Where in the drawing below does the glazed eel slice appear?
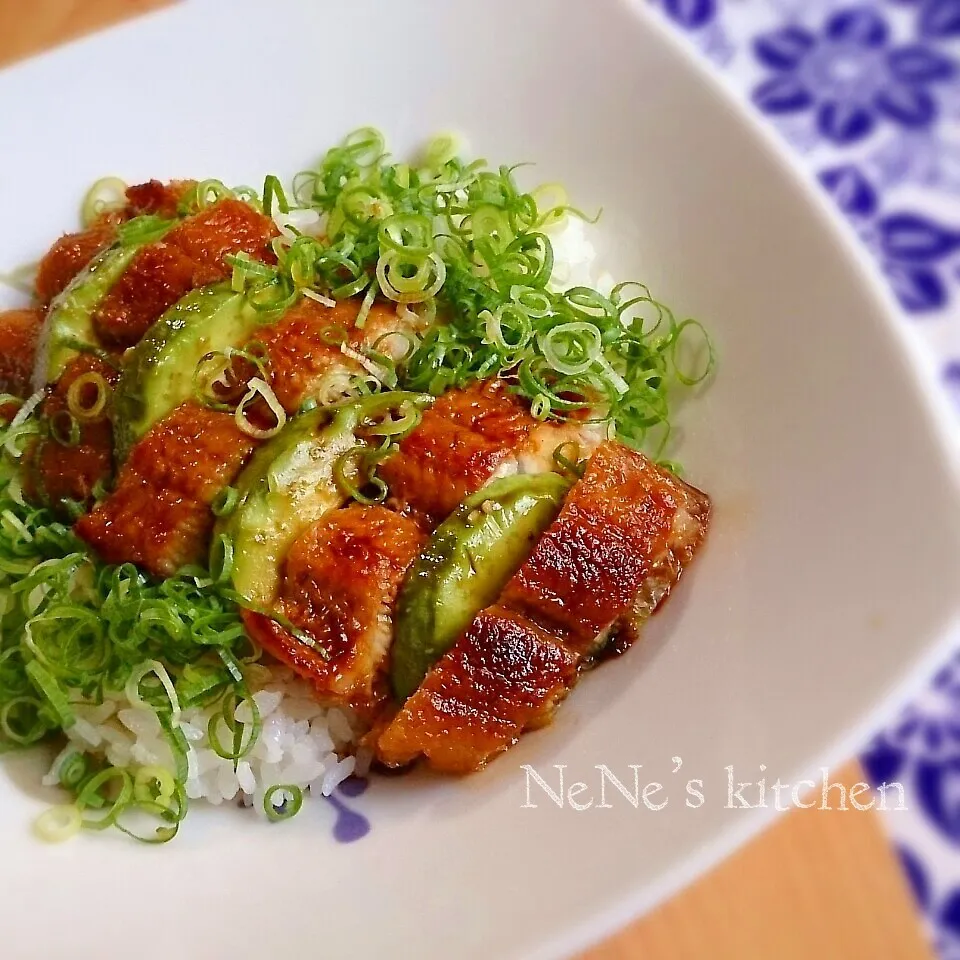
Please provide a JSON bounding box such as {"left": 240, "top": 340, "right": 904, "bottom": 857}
{"left": 75, "top": 402, "right": 258, "bottom": 577}
{"left": 252, "top": 297, "right": 423, "bottom": 414}
{"left": 0, "top": 313, "right": 118, "bottom": 511}
{"left": 34, "top": 180, "right": 193, "bottom": 306}
{"left": 0, "top": 308, "right": 44, "bottom": 397}
{"left": 23, "top": 355, "right": 120, "bottom": 512}
{"left": 380, "top": 378, "right": 602, "bottom": 524}
{"left": 241, "top": 505, "right": 427, "bottom": 719}
{"left": 375, "top": 440, "right": 711, "bottom": 773}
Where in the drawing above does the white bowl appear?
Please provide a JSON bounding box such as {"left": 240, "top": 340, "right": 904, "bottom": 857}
{"left": 3, "top": 0, "right": 960, "bottom": 957}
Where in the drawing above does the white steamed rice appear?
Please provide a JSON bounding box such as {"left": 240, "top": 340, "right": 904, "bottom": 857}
{"left": 42, "top": 666, "right": 370, "bottom": 817}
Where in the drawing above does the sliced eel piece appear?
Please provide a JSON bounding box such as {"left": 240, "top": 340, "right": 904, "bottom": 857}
{"left": 253, "top": 297, "right": 422, "bottom": 414}
{"left": 91, "top": 198, "right": 278, "bottom": 349}
{"left": 241, "top": 505, "right": 426, "bottom": 717}
{"left": 75, "top": 402, "right": 257, "bottom": 576}
{"left": 500, "top": 440, "right": 711, "bottom": 656}
{"left": 380, "top": 380, "right": 602, "bottom": 524}
{"left": 375, "top": 606, "right": 579, "bottom": 773}
{"left": 123, "top": 180, "right": 194, "bottom": 219}
{"left": 25, "top": 355, "right": 119, "bottom": 513}
{"left": 34, "top": 180, "right": 193, "bottom": 305}
{"left": 376, "top": 441, "right": 710, "bottom": 771}
{"left": 0, "top": 308, "right": 44, "bottom": 397}
{"left": 35, "top": 220, "right": 120, "bottom": 306}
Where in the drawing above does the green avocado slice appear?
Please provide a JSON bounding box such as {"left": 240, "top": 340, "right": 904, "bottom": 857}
{"left": 391, "top": 471, "right": 573, "bottom": 701}
{"left": 214, "top": 391, "right": 433, "bottom": 609}
{"left": 113, "top": 285, "right": 267, "bottom": 460}
{"left": 32, "top": 215, "right": 176, "bottom": 389}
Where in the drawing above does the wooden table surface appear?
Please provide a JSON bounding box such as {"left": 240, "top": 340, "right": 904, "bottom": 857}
{"left": 0, "top": 3, "right": 936, "bottom": 957}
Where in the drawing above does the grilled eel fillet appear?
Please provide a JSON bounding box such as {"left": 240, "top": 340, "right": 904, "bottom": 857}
{"left": 376, "top": 441, "right": 710, "bottom": 772}
{"left": 241, "top": 505, "right": 427, "bottom": 719}
{"left": 75, "top": 402, "right": 258, "bottom": 577}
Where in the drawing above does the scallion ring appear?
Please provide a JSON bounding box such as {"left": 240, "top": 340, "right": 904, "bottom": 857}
{"left": 134, "top": 765, "right": 176, "bottom": 806}
{"left": 66, "top": 372, "right": 110, "bottom": 423}
{"left": 235, "top": 378, "right": 286, "bottom": 440}
{"left": 124, "top": 659, "right": 182, "bottom": 724}
{"left": 81, "top": 177, "right": 127, "bottom": 228}
{"left": 376, "top": 251, "right": 446, "bottom": 304}
{"left": 263, "top": 784, "right": 304, "bottom": 822}
{"left": 58, "top": 751, "right": 90, "bottom": 790}
{"left": 669, "top": 318, "right": 715, "bottom": 386}
{"left": 34, "top": 804, "right": 82, "bottom": 843}
{"left": 210, "top": 533, "right": 235, "bottom": 584}
{"left": 333, "top": 447, "right": 389, "bottom": 505}
{"left": 76, "top": 768, "right": 134, "bottom": 831}
{"left": 212, "top": 486, "right": 239, "bottom": 518}
{"left": 49, "top": 411, "right": 81, "bottom": 449}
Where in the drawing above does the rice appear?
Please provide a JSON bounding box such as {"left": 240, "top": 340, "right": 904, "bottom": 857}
{"left": 545, "top": 215, "right": 615, "bottom": 296}
{"left": 43, "top": 666, "right": 365, "bottom": 817}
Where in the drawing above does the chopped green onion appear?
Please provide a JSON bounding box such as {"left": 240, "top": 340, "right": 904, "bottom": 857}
{"left": 174, "top": 661, "right": 231, "bottom": 709}
{"left": 25, "top": 660, "right": 75, "bottom": 729}
{"left": 113, "top": 799, "right": 181, "bottom": 844}
{"left": 262, "top": 174, "right": 290, "bottom": 217}
{"left": 49, "top": 411, "right": 80, "bottom": 448}
{"left": 134, "top": 765, "right": 176, "bottom": 806}
{"left": 669, "top": 318, "right": 715, "bottom": 387}
{"left": 187, "top": 179, "right": 234, "bottom": 212}
{"left": 1, "top": 696, "right": 47, "bottom": 745}
{"left": 365, "top": 401, "right": 423, "bottom": 439}
{"left": 263, "top": 784, "right": 304, "bottom": 822}
{"left": 76, "top": 768, "right": 133, "bottom": 831}
{"left": 124, "top": 660, "right": 181, "bottom": 723}
{"left": 333, "top": 447, "right": 389, "bottom": 505}
{"left": 235, "top": 378, "right": 286, "bottom": 440}
{"left": 552, "top": 442, "right": 586, "bottom": 479}
{"left": 269, "top": 129, "right": 713, "bottom": 459}
{"left": 34, "top": 804, "right": 82, "bottom": 843}
{"left": 302, "top": 288, "right": 336, "bottom": 308}
{"left": 210, "top": 534, "right": 235, "bottom": 584}
{"left": 57, "top": 751, "right": 90, "bottom": 790}
{"left": 116, "top": 215, "right": 174, "bottom": 248}
{"left": 65, "top": 372, "right": 110, "bottom": 423}
{"left": 207, "top": 687, "right": 260, "bottom": 763}
{"left": 81, "top": 177, "right": 127, "bottom": 228}
{"left": 212, "top": 486, "right": 239, "bottom": 518}
{"left": 354, "top": 282, "right": 378, "bottom": 329}
{"left": 376, "top": 251, "right": 446, "bottom": 304}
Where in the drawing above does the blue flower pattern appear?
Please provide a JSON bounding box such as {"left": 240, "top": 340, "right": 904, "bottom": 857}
{"left": 654, "top": 0, "right": 960, "bottom": 954}
{"left": 887, "top": 0, "right": 960, "bottom": 41}
{"left": 753, "top": 9, "right": 955, "bottom": 143}
{"left": 819, "top": 163, "right": 960, "bottom": 308}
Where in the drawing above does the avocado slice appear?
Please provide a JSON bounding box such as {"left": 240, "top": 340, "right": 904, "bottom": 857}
{"left": 113, "top": 285, "right": 268, "bottom": 459}
{"left": 32, "top": 216, "right": 176, "bottom": 388}
{"left": 215, "top": 391, "right": 433, "bottom": 608}
{"left": 391, "top": 471, "right": 572, "bottom": 700}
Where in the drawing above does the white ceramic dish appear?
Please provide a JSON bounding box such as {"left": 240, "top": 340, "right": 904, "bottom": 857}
{"left": 3, "top": 0, "right": 960, "bottom": 957}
